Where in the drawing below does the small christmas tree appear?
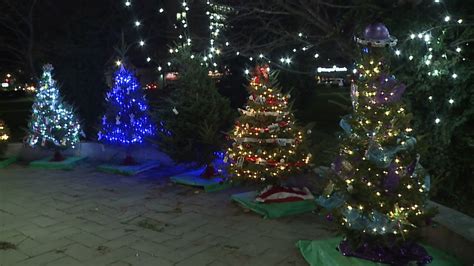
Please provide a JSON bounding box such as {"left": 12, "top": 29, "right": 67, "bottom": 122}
{"left": 98, "top": 65, "right": 155, "bottom": 164}
{"left": 157, "top": 47, "right": 233, "bottom": 173}
{"left": 27, "top": 64, "right": 82, "bottom": 161}
{"left": 0, "top": 119, "right": 10, "bottom": 156}
{"left": 321, "top": 24, "right": 434, "bottom": 264}
{"left": 226, "top": 65, "right": 310, "bottom": 185}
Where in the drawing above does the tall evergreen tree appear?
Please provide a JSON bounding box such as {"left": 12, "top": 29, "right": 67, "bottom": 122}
{"left": 320, "top": 24, "right": 434, "bottom": 264}
{"left": 26, "top": 64, "right": 82, "bottom": 161}
{"left": 157, "top": 47, "right": 233, "bottom": 171}
{"left": 98, "top": 65, "right": 155, "bottom": 164}
{"left": 226, "top": 65, "right": 310, "bottom": 185}
{"left": 394, "top": 13, "right": 474, "bottom": 211}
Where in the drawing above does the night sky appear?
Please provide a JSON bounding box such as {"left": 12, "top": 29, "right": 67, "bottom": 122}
{"left": 0, "top": 0, "right": 226, "bottom": 135}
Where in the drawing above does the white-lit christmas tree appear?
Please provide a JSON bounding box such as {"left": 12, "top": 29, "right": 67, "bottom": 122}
{"left": 27, "top": 64, "right": 82, "bottom": 161}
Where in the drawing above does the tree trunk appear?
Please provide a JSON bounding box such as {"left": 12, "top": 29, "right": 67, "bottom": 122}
{"left": 122, "top": 154, "right": 136, "bottom": 166}
{"left": 51, "top": 150, "right": 65, "bottom": 162}
{"left": 121, "top": 147, "right": 136, "bottom": 165}
{"left": 200, "top": 163, "right": 217, "bottom": 179}
{"left": 27, "top": 0, "right": 38, "bottom": 80}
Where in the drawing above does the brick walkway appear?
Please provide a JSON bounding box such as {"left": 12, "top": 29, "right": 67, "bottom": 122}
{"left": 0, "top": 164, "right": 336, "bottom": 266}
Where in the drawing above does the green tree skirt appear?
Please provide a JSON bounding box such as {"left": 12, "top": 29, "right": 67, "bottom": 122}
{"left": 170, "top": 169, "right": 232, "bottom": 192}
{"left": 97, "top": 161, "right": 160, "bottom": 176}
{"left": 0, "top": 157, "right": 17, "bottom": 169}
{"left": 296, "top": 237, "right": 462, "bottom": 266}
{"left": 231, "top": 191, "right": 316, "bottom": 219}
{"left": 29, "top": 156, "right": 87, "bottom": 170}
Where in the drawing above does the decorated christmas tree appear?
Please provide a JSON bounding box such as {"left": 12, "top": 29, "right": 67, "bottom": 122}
{"left": 0, "top": 119, "right": 10, "bottom": 156}
{"left": 320, "top": 24, "right": 434, "bottom": 264}
{"left": 98, "top": 65, "right": 155, "bottom": 164}
{"left": 226, "top": 65, "right": 310, "bottom": 185}
{"left": 157, "top": 47, "right": 233, "bottom": 174}
{"left": 27, "top": 64, "right": 82, "bottom": 161}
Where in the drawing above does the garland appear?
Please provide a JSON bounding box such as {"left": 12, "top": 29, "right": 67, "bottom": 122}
{"left": 234, "top": 137, "right": 297, "bottom": 146}
{"left": 238, "top": 108, "right": 289, "bottom": 117}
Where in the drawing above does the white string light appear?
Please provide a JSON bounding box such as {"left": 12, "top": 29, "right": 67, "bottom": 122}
{"left": 117, "top": 0, "right": 470, "bottom": 101}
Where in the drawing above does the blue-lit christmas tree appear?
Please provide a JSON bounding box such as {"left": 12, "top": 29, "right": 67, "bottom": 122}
{"left": 98, "top": 65, "right": 155, "bottom": 164}
{"left": 27, "top": 65, "right": 82, "bottom": 161}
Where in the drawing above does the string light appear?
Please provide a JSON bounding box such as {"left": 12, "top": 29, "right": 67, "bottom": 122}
{"left": 226, "top": 66, "right": 308, "bottom": 182}
{"left": 98, "top": 66, "right": 155, "bottom": 145}
{"left": 27, "top": 64, "right": 81, "bottom": 149}
{"left": 117, "top": 0, "right": 470, "bottom": 104}
{"left": 423, "top": 34, "right": 431, "bottom": 42}
{"left": 325, "top": 26, "right": 438, "bottom": 239}
{"left": 0, "top": 120, "right": 10, "bottom": 142}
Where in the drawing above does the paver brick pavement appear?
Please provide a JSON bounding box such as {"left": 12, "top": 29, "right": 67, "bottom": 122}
{"left": 0, "top": 164, "right": 336, "bottom": 265}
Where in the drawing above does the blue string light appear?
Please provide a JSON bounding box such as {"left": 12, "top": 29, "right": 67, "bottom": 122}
{"left": 98, "top": 66, "right": 155, "bottom": 145}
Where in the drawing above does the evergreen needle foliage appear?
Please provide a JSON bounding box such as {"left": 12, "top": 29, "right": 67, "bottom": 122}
{"left": 322, "top": 34, "right": 435, "bottom": 253}
{"left": 156, "top": 47, "right": 234, "bottom": 165}
{"left": 26, "top": 65, "right": 82, "bottom": 151}
{"left": 98, "top": 65, "right": 155, "bottom": 146}
{"left": 226, "top": 66, "right": 310, "bottom": 185}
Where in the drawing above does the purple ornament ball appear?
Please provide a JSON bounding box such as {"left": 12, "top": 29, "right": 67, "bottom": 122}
{"left": 325, "top": 213, "right": 334, "bottom": 222}
{"left": 364, "top": 23, "right": 390, "bottom": 41}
